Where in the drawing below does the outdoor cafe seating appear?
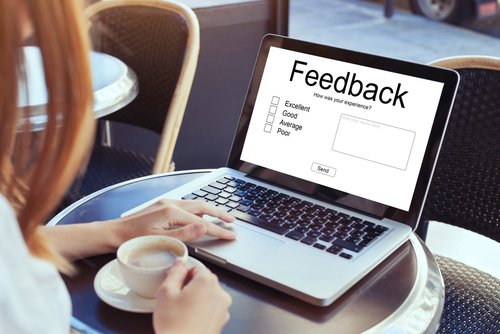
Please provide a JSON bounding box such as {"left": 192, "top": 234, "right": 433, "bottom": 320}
{"left": 43, "top": 1, "right": 499, "bottom": 333}
{"left": 419, "top": 55, "right": 500, "bottom": 333}
{"left": 65, "top": 0, "right": 200, "bottom": 204}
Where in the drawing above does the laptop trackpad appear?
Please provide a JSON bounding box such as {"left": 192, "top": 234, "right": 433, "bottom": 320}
{"left": 189, "top": 224, "right": 284, "bottom": 265}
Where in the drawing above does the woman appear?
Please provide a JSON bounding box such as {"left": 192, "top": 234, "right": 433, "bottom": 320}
{"left": 0, "top": 0, "right": 235, "bottom": 333}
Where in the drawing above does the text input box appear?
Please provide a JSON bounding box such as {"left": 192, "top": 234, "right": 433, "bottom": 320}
{"left": 332, "top": 114, "right": 415, "bottom": 170}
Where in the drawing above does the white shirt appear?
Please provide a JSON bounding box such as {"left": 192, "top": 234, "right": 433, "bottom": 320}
{"left": 0, "top": 195, "right": 71, "bottom": 333}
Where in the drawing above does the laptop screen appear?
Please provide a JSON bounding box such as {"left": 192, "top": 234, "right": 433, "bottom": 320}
{"left": 228, "top": 35, "right": 459, "bottom": 227}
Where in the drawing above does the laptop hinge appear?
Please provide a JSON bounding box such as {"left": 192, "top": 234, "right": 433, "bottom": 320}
{"left": 194, "top": 249, "right": 227, "bottom": 265}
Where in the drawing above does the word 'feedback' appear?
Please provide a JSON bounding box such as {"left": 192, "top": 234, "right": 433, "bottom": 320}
{"left": 289, "top": 60, "right": 408, "bottom": 108}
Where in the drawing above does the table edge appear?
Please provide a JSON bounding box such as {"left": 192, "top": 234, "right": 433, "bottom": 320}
{"left": 51, "top": 169, "right": 444, "bottom": 334}
{"left": 47, "top": 169, "right": 213, "bottom": 226}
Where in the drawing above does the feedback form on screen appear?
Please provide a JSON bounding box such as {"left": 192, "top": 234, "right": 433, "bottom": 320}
{"left": 240, "top": 47, "right": 444, "bottom": 211}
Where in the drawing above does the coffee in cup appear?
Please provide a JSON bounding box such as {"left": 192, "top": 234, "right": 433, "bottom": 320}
{"left": 117, "top": 235, "right": 188, "bottom": 298}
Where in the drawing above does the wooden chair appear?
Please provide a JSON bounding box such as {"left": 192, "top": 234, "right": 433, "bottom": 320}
{"left": 420, "top": 55, "right": 500, "bottom": 333}
{"left": 65, "top": 0, "right": 199, "bottom": 203}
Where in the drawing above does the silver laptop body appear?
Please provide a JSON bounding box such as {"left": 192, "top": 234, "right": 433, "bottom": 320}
{"left": 124, "top": 35, "right": 459, "bottom": 306}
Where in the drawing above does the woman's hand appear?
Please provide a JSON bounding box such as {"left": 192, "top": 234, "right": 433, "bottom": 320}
{"left": 114, "top": 199, "right": 236, "bottom": 245}
{"left": 153, "top": 259, "right": 232, "bottom": 334}
{"left": 42, "top": 199, "right": 236, "bottom": 260}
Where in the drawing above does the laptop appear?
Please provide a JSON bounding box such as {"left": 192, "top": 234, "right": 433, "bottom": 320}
{"left": 124, "top": 35, "right": 459, "bottom": 306}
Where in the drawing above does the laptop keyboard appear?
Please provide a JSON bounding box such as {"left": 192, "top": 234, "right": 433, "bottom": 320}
{"left": 182, "top": 176, "right": 388, "bottom": 260}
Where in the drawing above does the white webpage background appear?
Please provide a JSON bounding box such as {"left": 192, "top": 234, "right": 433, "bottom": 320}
{"left": 240, "top": 47, "right": 444, "bottom": 211}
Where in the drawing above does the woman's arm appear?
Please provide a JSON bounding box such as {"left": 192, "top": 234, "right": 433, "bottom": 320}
{"left": 153, "top": 259, "right": 232, "bottom": 334}
{"left": 42, "top": 199, "right": 236, "bottom": 261}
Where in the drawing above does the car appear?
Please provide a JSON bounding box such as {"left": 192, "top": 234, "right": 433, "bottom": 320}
{"left": 409, "top": 0, "right": 499, "bottom": 24}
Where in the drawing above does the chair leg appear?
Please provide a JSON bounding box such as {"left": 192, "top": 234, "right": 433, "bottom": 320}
{"left": 100, "top": 120, "right": 113, "bottom": 147}
{"left": 416, "top": 220, "right": 429, "bottom": 241}
{"left": 384, "top": 0, "right": 394, "bottom": 18}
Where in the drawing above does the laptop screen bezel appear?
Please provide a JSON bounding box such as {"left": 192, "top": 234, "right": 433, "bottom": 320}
{"left": 227, "top": 34, "right": 459, "bottom": 230}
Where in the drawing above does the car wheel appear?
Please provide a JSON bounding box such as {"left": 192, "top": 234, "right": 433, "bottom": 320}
{"left": 409, "top": 0, "right": 473, "bottom": 24}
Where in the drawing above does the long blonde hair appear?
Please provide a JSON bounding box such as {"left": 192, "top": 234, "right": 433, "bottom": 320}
{"left": 0, "top": 0, "right": 95, "bottom": 272}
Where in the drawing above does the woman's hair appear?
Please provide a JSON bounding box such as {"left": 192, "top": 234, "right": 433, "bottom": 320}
{"left": 0, "top": 0, "right": 95, "bottom": 272}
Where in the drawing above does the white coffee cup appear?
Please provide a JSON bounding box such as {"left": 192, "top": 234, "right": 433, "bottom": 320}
{"left": 117, "top": 235, "right": 188, "bottom": 298}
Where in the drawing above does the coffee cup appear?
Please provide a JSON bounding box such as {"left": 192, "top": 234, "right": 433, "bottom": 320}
{"left": 117, "top": 235, "right": 188, "bottom": 298}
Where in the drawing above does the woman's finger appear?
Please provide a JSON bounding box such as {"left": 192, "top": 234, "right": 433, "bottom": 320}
{"left": 202, "top": 221, "right": 236, "bottom": 240}
{"left": 175, "top": 200, "right": 235, "bottom": 223}
{"left": 157, "top": 259, "right": 189, "bottom": 296}
{"left": 127, "top": 199, "right": 237, "bottom": 240}
{"left": 163, "top": 205, "right": 236, "bottom": 240}
{"left": 164, "top": 223, "right": 206, "bottom": 241}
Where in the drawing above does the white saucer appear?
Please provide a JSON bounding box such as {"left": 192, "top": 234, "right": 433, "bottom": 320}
{"left": 94, "top": 257, "right": 204, "bottom": 313}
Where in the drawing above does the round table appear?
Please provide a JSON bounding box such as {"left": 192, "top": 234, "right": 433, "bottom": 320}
{"left": 18, "top": 46, "right": 138, "bottom": 131}
{"left": 49, "top": 170, "right": 444, "bottom": 334}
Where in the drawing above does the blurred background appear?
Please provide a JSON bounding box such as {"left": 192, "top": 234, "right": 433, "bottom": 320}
{"left": 290, "top": 0, "right": 500, "bottom": 65}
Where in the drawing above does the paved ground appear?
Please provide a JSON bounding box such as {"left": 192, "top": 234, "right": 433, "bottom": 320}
{"left": 465, "top": 9, "right": 500, "bottom": 37}
{"left": 289, "top": 0, "right": 500, "bottom": 64}
{"left": 369, "top": 0, "right": 500, "bottom": 37}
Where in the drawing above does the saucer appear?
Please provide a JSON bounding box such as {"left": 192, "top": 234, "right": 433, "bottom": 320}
{"left": 94, "top": 257, "right": 204, "bottom": 313}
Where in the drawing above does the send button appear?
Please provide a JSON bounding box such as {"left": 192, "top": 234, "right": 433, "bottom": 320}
{"left": 311, "top": 162, "right": 336, "bottom": 177}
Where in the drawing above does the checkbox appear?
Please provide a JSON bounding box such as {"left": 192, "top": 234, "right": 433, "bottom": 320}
{"left": 266, "top": 114, "right": 275, "bottom": 123}
{"left": 269, "top": 105, "right": 277, "bottom": 115}
{"left": 264, "top": 124, "right": 272, "bottom": 133}
{"left": 271, "top": 96, "right": 280, "bottom": 105}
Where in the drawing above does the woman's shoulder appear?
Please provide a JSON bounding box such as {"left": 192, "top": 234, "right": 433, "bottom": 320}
{"left": 0, "top": 193, "right": 17, "bottom": 223}
{"left": 0, "top": 194, "right": 71, "bottom": 333}
{"left": 0, "top": 193, "right": 22, "bottom": 237}
{"left": 0, "top": 193, "right": 36, "bottom": 292}
{"left": 0, "top": 194, "right": 32, "bottom": 273}
{"left": 0, "top": 194, "right": 26, "bottom": 248}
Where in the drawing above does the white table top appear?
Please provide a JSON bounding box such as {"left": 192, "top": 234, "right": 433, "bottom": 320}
{"left": 18, "top": 46, "right": 138, "bottom": 131}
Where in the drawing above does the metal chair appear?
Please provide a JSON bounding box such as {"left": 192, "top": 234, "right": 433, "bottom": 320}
{"left": 421, "top": 55, "right": 500, "bottom": 333}
{"left": 64, "top": 0, "right": 199, "bottom": 204}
